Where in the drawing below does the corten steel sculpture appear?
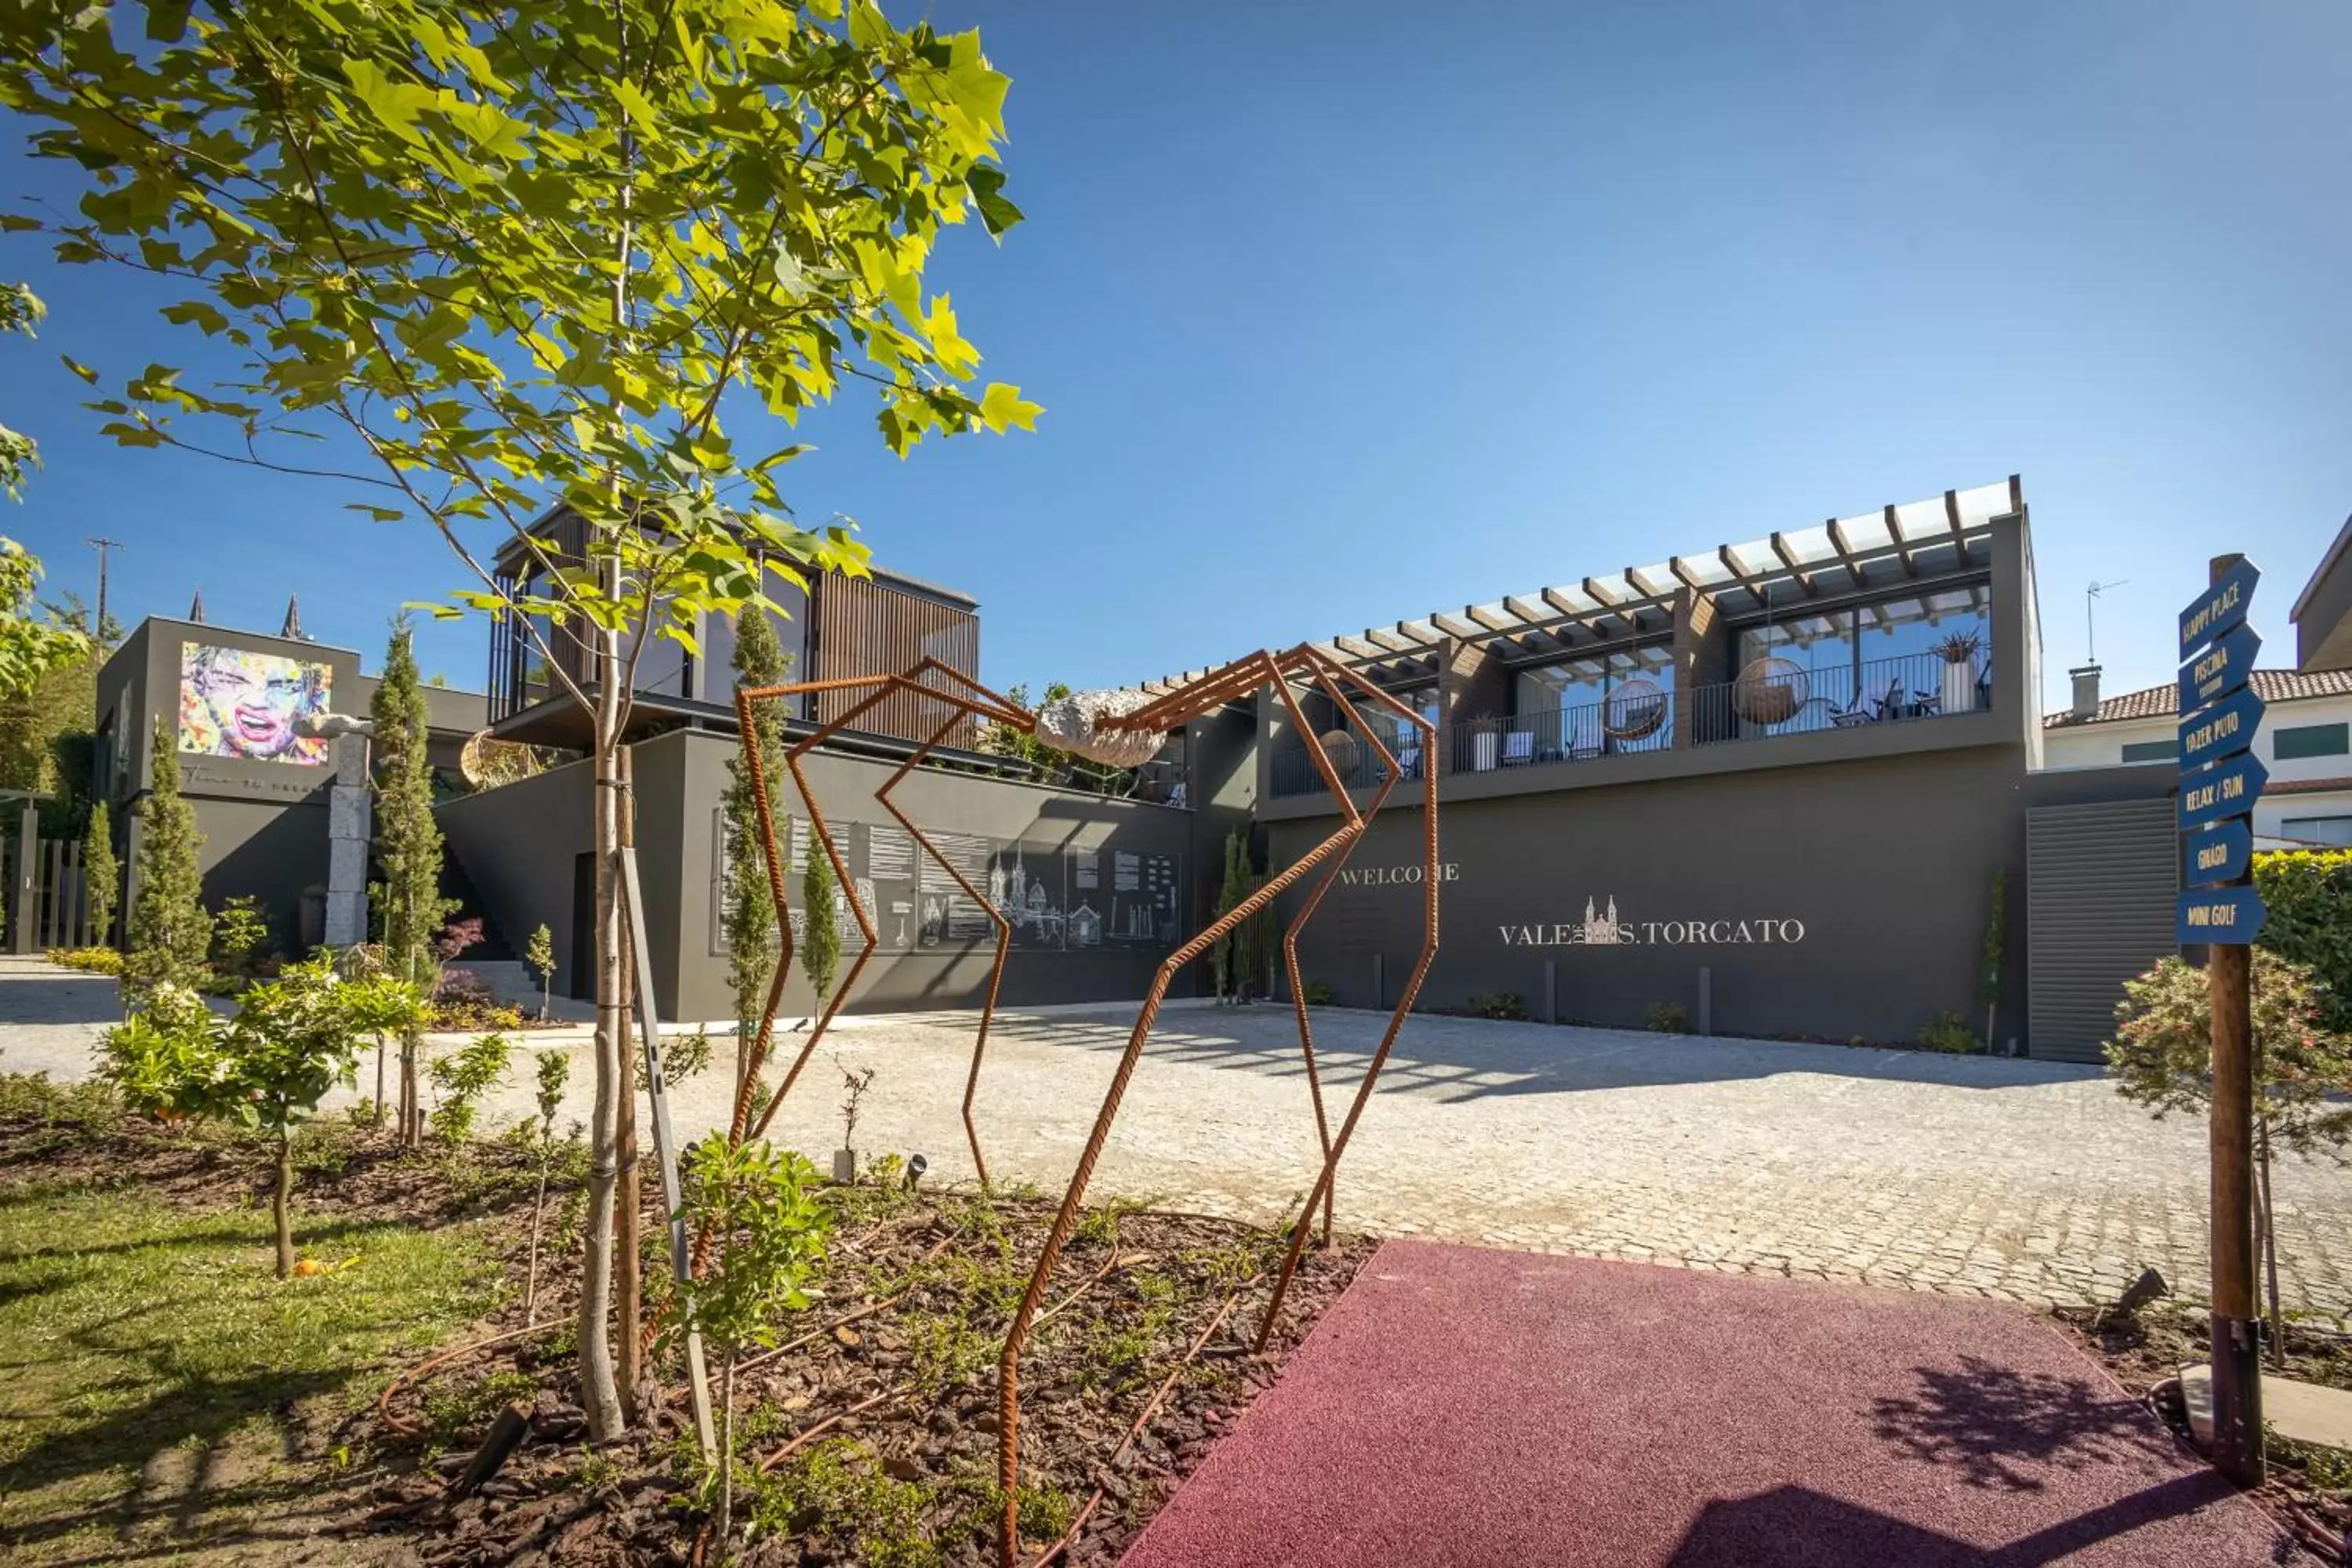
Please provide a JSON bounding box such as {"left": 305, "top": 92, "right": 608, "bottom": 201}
{"left": 727, "top": 647, "right": 1439, "bottom": 1568}
{"left": 989, "top": 648, "right": 1440, "bottom": 1568}
{"left": 727, "top": 657, "right": 1036, "bottom": 1185}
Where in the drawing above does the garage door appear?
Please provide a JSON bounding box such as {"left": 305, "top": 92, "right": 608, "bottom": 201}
{"left": 2027, "top": 799, "right": 2177, "bottom": 1062}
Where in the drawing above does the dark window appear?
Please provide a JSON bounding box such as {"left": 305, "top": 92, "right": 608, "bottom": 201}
{"left": 2281, "top": 815, "right": 2352, "bottom": 848}
{"left": 2274, "top": 722, "right": 2349, "bottom": 760}
{"left": 2120, "top": 740, "right": 2172, "bottom": 763}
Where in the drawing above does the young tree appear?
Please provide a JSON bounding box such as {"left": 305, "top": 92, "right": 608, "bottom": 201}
{"left": 122, "top": 717, "right": 210, "bottom": 1001}
{"left": 1210, "top": 828, "right": 1252, "bottom": 1004}
{"left": 2107, "top": 952, "right": 2352, "bottom": 1360}
{"left": 668, "top": 1134, "right": 830, "bottom": 1550}
{"left": 103, "top": 958, "right": 427, "bottom": 1276}
{"left": 2, "top": 0, "right": 1031, "bottom": 1440}
{"left": 524, "top": 1047, "right": 572, "bottom": 1316}
{"left": 83, "top": 800, "right": 118, "bottom": 947}
{"left": 525, "top": 923, "right": 557, "bottom": 1022}
{"left": 801, "top": 840, "right": 842, "bottom": 1005}
{"left": 725, "top": 608, "right": 790, "bottom": 1082}
{"left": 211, "top": 893, "right": 270, "bottom": 982}
{"left": 1980, "top": 869, "right": 2006, "bottom": 1050}
{"left": 372, "top": 623, "right": 450, "bottom": 1147}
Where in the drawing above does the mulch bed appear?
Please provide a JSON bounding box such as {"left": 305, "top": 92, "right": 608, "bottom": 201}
{"left": 2051, "top": 1301, "right": 2352, "bottom": 1564}
{"left": 1, "top": 1091, "right": 1370, "bottom": 1567}
{"left": 371, "top": 1185, "right": 1370, "bottom": 1567}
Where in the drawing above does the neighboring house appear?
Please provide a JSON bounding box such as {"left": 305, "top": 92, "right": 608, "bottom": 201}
{"left": 2041, "top": 665, "right": 2352, "bottom": 847}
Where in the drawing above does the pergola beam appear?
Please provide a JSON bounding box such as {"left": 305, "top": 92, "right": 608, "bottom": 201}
{"left": 1464, "top": 603, "right": 1515, "bottom": 633}
{"left": 1825, "top": 517, "right": 1865, "bottom": 583}
{"left": 1364, "top": 626, "right": 1414, "bottom": 654}
{"left": 1886, "top": 503, "right": 1918, "bottom": 577}
{"left": 1428, "top": 611, "right": 1480, "bottom": 639}
{"left": 1769, "top": 532, "right": 1816, "bottom": 597}
{"left": 1625, "top": 565, "right": 1668, "bottom": 600}
{"left": 1716, "top": 544, "right": 1765, "bottom": 599}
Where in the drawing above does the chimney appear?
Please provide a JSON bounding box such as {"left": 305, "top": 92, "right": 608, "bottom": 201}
{"left": 2069, "top": 663, "right": 2102, "bottom": 720}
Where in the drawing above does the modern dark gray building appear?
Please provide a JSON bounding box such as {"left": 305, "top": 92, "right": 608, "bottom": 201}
{"left": 1113, "top": 475, "right": 2175, "bottom": 1058}
{"left": 88, "top": 476, "right": 2183, "bottom": 1057}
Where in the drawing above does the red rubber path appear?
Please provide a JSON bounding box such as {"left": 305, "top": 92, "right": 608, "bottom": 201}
{"left": 1120, "top": 1240, "right": 2307, "bottom": 1567}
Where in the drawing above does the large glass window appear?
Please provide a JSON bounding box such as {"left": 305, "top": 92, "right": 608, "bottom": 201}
{"left": 1733, "top": 581, "right": 1989, "bottom": 728}
{"left": 2276, "top": 723, "right": 2350, "bottom": 760}
{"left": 2281, "top": 815, "right": 2352, "bottom": 848}
{"left": 1510, "top": 644, "right": 1672, "bottom": 759}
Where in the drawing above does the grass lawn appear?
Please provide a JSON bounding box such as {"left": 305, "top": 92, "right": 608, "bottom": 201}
{"left": 0, "top": 1165, "right": 499, "bottom": 1563}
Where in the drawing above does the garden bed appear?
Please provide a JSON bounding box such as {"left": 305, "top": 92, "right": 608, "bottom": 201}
{"left": 0, "top": 1076, "right": 1367, "bottom": 1567}
{"left": 2052, "top": 1300, "right": 2352, "bottom": 1563}
{"left": 372, "top": 1181, "right": 1370, "bottom": 1567}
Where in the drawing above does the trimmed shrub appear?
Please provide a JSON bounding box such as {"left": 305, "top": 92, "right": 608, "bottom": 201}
{"left": 2254, "top": 848, "right": 2352, "bottom": 1029}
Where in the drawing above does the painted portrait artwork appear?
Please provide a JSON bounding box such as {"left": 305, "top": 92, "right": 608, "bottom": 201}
{"left": 178, "top": 641, "right": 334, "bottom": 764}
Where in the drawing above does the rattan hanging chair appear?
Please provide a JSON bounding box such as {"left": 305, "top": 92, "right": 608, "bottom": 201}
{"left": 1602, "top": 677, "right": 1668, "bottom": 741}
{"left": 1733, "top": 656, "right": 1808, "bottom": 725}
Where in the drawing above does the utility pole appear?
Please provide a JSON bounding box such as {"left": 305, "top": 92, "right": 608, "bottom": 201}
{"left": 84, "top": 535, "right": 122, "bottom": 642}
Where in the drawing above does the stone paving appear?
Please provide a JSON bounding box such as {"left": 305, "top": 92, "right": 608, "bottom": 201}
{"left": 5, "top": 956, "right": 2347, "bottom": 1316}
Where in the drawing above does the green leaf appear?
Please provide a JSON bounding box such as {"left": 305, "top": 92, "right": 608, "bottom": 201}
{"left": 60, "top": 355, "right": 98, "bottom": 386}
{"left": 161, "top": 300, "right": 227, "bottom": 336}
{"left": 344, "top": 503, "right": 405, "bottom": 522}
{"left": 978, "top": 383, "right": 1042, "bottom": 434}
{"left": 967, "top": 165, "right": 1024, "bottom": 238}
{"left": 145, "top": 0, "right": 191, "bottom": 42}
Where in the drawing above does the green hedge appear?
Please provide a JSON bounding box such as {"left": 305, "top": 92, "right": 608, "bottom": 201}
{"left": 2254, "top": 848, "right": 2352, "bottom": 1028}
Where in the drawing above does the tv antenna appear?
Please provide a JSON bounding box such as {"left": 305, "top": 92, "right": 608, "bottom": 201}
{"left": 2086, "top": 579, "right": 2128, "bottom": 662}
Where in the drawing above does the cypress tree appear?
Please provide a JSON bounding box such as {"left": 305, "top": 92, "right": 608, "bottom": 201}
{"left": 724, "top": 609, "right": 790, "bottom": 1077}
{"left": 122, "top": 716, "right": 209, "bottom": 999}
{"left": 83, "top": 799, "right": 118, "bottom": 947}
{"left": 372, "top": 623, "right": 445, "bottom": 1144}
{"left": 801, "top": 841, "right": 841, "bottom": 1004}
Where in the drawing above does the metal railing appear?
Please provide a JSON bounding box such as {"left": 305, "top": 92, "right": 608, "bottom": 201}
{"left": 1687, "top": 650, "right": 1987, "bottom": 745}
{"left": 1267, "top": 718, "right": 1428, "bottom": 798}
{"left": 1447, "top": 693, "right": 1674, "bottom": 775}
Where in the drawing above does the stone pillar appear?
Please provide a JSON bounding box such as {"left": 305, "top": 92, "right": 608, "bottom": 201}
{"left": 1670, "top": 587, "right": 1732, "bottom": 749}
{"left": 1437, "top": 637, "right": 1507, "bottom": 775}
{"left": 323, "top": 731, "right": 371, "bottom": 948}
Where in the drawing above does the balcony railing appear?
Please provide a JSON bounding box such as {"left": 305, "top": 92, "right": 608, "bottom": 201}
{"left": 1449, "top": 693, "right": 1674, "bottom": 776}
{"left": 1267, "top": 718, "right": 1427, "bottom": 798}
{"left": 1265, "top": 650, "right": 1990, "bottom": 798}
{"left": 1686, "top": 649, "right": 1988, "bottom": 745}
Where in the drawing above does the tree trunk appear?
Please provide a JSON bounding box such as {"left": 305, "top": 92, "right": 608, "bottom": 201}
{"left": 578, "top": 681, "right": 627, "bottom": 1440}
{"left": 2258, "top": 1116, "right": 2285, "bottom": 1369}
{"left": 274, "top": 1127, "right": 295, "bottom": 1279}
{"left": 399, "top": 1031, "right": 422, "bottom": 1148}
{"left": 615, "top": 747, "right": 643, "bottom": 1421}
{"left": 372, "top": 1033, "right": 387, "bottom": 1128}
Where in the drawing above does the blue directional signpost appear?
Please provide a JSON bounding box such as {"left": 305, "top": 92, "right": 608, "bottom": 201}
{"left": 2176, "top": 555, "right": 2264, "bottom": 1486}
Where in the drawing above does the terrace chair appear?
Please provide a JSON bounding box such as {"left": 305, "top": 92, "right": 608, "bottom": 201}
{"left": 1396, "top": 742, "right": 1421, "bottom": 779}
{"left": 1501, "top": 731, "right": 1535, "bottom": 767}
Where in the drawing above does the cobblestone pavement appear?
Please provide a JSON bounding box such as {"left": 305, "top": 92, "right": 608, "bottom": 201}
{"left": 7, "top": 956, "right": 2347, "bottom": 1316}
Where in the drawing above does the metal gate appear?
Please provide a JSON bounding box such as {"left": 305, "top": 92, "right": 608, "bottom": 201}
{"left": 4, "top": 810, "right": 97, "bottom": 954}
{"left": 2026, "top": 798, "right": 2176, "bottom": 1062}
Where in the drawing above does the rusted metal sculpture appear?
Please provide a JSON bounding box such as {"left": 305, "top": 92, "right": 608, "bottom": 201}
{"left": 990, "top": 647, "right": 1439, "bottom": 1567}
{"left": 729, "top": 658, "right": 1036, "bottom": 1185}
{"left": 729, "top": 646, "right": 1440, "bottom": 1568}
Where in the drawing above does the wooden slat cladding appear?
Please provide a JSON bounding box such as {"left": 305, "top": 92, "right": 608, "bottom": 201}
{"left": 812, "top": 572, "right": 981, "bottom": 747}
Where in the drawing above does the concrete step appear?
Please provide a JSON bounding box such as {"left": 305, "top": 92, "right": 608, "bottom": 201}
{"left": 2180, "top": 1362, "right": 2352, "bottom": 1453}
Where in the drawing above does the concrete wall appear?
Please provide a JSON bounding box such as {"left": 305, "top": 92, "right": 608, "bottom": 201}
{"left": 1269, "top": 743, "right": 2036, "bottom": 1047}
{"left": 438, "top": 729, "right": 1203, "bottom": 1022}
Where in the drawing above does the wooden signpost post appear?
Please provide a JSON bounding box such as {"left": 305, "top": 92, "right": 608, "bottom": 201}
{"left": 2176, "top": 553, "right": 2266, "bottom": 1487}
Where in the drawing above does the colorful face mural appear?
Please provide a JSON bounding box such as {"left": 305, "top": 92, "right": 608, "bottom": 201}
{"left": 178, "top": 642, "right": 333, "bottom": 764}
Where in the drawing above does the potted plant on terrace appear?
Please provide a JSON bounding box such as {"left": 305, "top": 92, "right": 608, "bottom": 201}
{"left": 1934, "top": 628, "right": 1984, "bottom": 715}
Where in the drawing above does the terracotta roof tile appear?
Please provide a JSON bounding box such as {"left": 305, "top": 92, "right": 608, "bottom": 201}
{"left": 2267, "top": 775, "right": 2352, "bottom": 798}
{"left": 2043, "top": 667, "right": 2352, "bottom": 728}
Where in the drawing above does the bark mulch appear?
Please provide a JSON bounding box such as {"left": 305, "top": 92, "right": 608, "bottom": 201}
{"left": 2052, "top": 1300, "right": 2352, "bottom": 1564}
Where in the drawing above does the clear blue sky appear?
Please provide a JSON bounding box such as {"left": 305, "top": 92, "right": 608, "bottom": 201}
{"left": 3, "top": 0, "right": 2347, "bottom": 715}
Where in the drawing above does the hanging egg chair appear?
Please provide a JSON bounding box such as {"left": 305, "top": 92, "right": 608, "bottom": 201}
{"left": 1318, "top": 728, "right": 1363, "bottom": 772}
{"left": 1602, "top": 677, "right": 1668, "bottom": 741}
{"left": 1733, "top": 656, "right": 1808, "bottom": 725}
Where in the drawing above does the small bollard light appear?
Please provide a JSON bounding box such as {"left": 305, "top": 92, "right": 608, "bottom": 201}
{"left": 905, "top": 1152, "right": 927, "bottom": 1192}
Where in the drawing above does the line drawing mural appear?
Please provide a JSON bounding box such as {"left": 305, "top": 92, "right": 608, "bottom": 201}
{"left": 177, "top": 641, "right": 333, "bottom": 764}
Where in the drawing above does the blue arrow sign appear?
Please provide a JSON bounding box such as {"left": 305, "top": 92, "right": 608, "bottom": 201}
{"left": 2180, "top": 752, "right": 2268, "bottom": 830}
{"left": 2178, "top": 686, "right": 2266, "bottom": 771}
{"left": 2179, "top": 623, "right": 2262, "bottom": 713}
{"left": 2178, "top": 885, "right": 2267, "bottom": 946}
{"left": 2185, "top": 819, "right": 2253, "bottom": 888}
{"left": 2179, "top": 558, "right": 2259, "bottom": 659}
